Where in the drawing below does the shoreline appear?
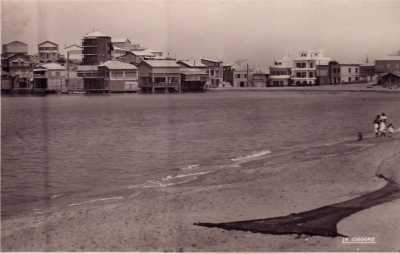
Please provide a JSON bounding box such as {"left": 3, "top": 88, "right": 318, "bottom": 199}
{"left": 208, "top": 84, "right": 400, "bottom": 93}
{"left": 2, "top": 135, "right": 399, "bottom": 251}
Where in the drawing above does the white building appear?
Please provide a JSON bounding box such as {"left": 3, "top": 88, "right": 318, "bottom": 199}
{"left": 340, "top": 64, "right": 360, "bottom": 83}
{"left": 292, "top": 50, "right": 331, "bottom": 86}
{"left": 63, "top": 44, "right": 82, "bottom": 63}
{"left": 33, "top": 63, "right": 66, "bottom": 92}
{"left": 269, "top": 56, "right": 292, "bottom": 86}
{"left": 232, "top": 64, "right": 252, "bottom": 87}
{"left": 38, "top": 41, "right": 59, "bottom": 63}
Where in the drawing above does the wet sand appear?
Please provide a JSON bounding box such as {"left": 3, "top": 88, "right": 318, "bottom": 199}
{"left": 2, "top": 136, "right": 400, "bottom": 251}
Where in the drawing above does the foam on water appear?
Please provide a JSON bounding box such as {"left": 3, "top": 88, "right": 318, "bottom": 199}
{"left": 231, "top": 150, "right": 271, "bottom": 162}
{"left": 144, "top": 171, "right": 212, "bottom": 188}
{"left": 68, "top": 196, "right": 124, "bottom": 207}
{"left": 181, "top": 164, "right": 200, "bottom": 171}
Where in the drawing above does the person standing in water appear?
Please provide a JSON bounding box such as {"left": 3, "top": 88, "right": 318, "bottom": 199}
{"left": 379, "top": 117, "right": 387, "bottom": 137}
{"left": 380, "top": 113, "right": 388, "bottom": 123}
{"left": 373, "top": 114, "right": 381, "bottom": 137}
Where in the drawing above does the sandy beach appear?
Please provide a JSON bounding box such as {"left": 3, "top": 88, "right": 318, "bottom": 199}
{"left": 2, "top": 134, "right": 399, "bottom": 251}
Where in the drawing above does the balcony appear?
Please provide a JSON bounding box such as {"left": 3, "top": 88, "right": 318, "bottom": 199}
{"left": 141, "top": 82, "right": 179, "bottom": 88}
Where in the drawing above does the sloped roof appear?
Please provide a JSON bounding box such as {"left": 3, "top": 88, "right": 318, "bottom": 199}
{"left": 4, "top": 40, "right": 28, "bottom": 46}
{"left": 382, "top": 71, "right": 400, "bottom": 78}
{"left": 38, "top": 40, "right": 58, "bottom": 47}
{"left": 130, "top": 49, "right": 155, "bottom": 57}
{"left": 64, "top": 44, "right": 82, "bottom": 50}
{"left": 6, "top": 53, "right": 30, "bottom": 61}
{"left": 111, "top": 38, "right": 131, "bottom": 43}
{"left": 178, "top": 60, "right": 206, "bottom": 68}
{"left": 84, "top": 31, "right": 108, "bottom": 38}
{"left": 112, "top": 46, "right": 129, "bottom": 52}
{"left": 37, "top": 63, "right": 65, "bottom": 70}
{"left": 180, "top": 67, "right": 207, "bottom": 75}
{"left": 142, "top": 60, "right": 181, "bottom": 68}
{"left": 99, "top": 60, "right": 137, "bottom": 70}
{"left": 77, "top": 65, "right": 98, "bottom": 71}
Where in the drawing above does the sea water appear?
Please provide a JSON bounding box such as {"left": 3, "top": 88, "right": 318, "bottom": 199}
{"left": 2, "top": 91, "right": 400, "bottom": 218}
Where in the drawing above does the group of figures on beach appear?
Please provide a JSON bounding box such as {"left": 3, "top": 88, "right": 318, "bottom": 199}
{"left": 373, "top": 113, "right": 395, "bottom": 137}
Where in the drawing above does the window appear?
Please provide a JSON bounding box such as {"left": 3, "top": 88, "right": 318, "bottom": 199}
{"left": 296, "top": 62, "right": 306, "bottom": 68}
{"left": 55, "top": 71, "right": 60, "bottom": 77}
{"left": 169, "top": 77, "right": 179, "bottom": 83}
{"left": 310, "top": 62, "right": 314, "bottom": 68}
{"left": 348, "top": 68, "right": 351, "bottom": 73}
{"left": 244, "top": 74, "right": 247, "bottom": 78}
{"left": 309, "top": 72, "right": 314, "bottom": 78}
{"left": 355, "top": 68, "right": 358, "bottom": 73}
{"left": 348, "top": 77, "right": 352, "bottom": 82}
{"left": 112, "top": 71, "right": 124, "bottom": 78}
{"left": 125, "top": 71, "right": 137, "bottom": 78}
{"left": 236, "top": 74, "right": 240, "bottom": 78}
{"left": 154, "top": 77, "right": 166, "bottom": 83}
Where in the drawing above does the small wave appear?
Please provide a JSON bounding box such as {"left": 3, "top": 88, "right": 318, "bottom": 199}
{"left": 145, "top": 171, "right": 211, "bottom": 188}
{"left": 181, "top": 164, "right": 200, "bottom": 171}
{"left": 231, "top": 150, "right": 271, "bottom": 162}
{"left": 50, "top": 194, "right": 62, "bottom": 199}
{"left": 68, "top": 196, "right": 124, "bottom": 207}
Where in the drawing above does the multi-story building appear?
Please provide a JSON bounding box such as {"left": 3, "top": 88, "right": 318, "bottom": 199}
{"left": 38, "top": 40, "right": 59, "bottom": 63}
{"left": 82, "top": 31, "right": 112, "bottom": 65}
{"left": 2, "top": 41, "right": 28, "bottom": 58}
{"left": 1, "top": 71, "right": 12, "bottom": 92}
{"left": 340, "top": 64, "right": 360, "bottom": 84}
{"left": 180, "top": 67, "right": 208, "bottom": 92}
{"left": 98, "top": 60, "right": 139, "bottom": 92}
{"left": 200, "top": 58, "right": 224, "bottom": 88}
{"left": 64, "top": 44, "right": 82, "bottom": 63}
{"left": 328, "top": 61, "right": 341, "bottom": 84}
{"left": 138, "top": 59, "right": 182, "bottom": 93}
{"left": 76, "top": 65, "right": 105, "bottom": 93}
{"left": 374, "top": 56, "right": 400, "bottom": 74}
{"left": 111, "top": 38, "right": 132, "bottom": 50}
{"left": 222, "top": 63, "right": 234, "bottom": 87}
{"left": 33, "top": 63, "right": 66, "bottom": 93}
{"left": 118, "top": 50, "right": 156, "bottom": 66}
{"left": 112, "top": 38, "right": 143, "bottom": 51}
{"left": 232, "top": 64, "right": 251, "bottom": 87}
{"left": 292, "top": 50, "right": 331, "bottom": 86}
{"left": 3, "top": 53, "right": 32, "bottom": 91}
{"left": 252, "top": 71, "right": 269, "bottom": 87}
{"left": 359, "top": 63, "right": 375, "bottom": 83}
{"left": 269, "top": 56, "right": 292, "bottom": 86}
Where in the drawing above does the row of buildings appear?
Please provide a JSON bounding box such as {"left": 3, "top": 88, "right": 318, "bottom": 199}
{"left": 2, "top": 33, "right": 400, "bottom": 94}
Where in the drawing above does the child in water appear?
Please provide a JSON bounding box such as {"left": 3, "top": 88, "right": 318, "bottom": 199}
{"left": 387, "top": 123, "right": 395, "bottom": 137}
{"left": 373, "top": 115, "right": 381, "bottom": 137}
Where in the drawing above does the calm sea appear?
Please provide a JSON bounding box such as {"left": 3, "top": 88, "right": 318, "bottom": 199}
{"left": 2, "top": 91, "right": 400, "bottom": 218}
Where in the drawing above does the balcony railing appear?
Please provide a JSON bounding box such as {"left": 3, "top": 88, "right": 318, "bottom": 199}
{"left": 141, "top": 82, "right": 179, "bottom": 88}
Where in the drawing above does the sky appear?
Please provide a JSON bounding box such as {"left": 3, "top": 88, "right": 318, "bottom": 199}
{"left": 2, "top": 0, "right": 400, "bottom": 69}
